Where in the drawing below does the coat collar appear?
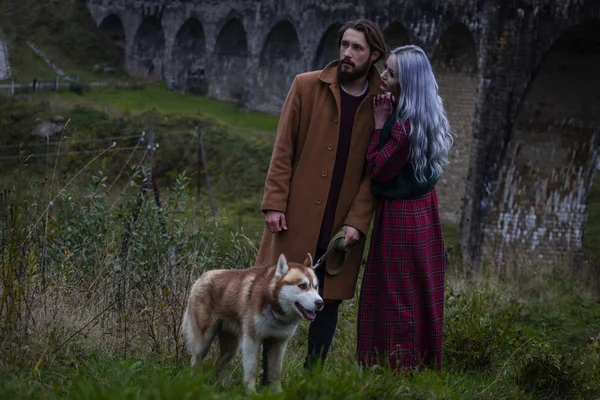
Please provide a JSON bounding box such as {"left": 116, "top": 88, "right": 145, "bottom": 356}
{"left": 318, "top": 60, "right": 382, "bottom": 98}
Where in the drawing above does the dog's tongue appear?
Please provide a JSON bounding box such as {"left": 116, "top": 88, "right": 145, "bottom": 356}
{"left": 304, "top": 310, "right": 316, "bottom": 321}
{"left": 296, "top": 303, "right": 316, "bottom": 321}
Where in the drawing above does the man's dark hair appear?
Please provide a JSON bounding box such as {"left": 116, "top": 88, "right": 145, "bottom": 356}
{"left": 337, "top": 19, "right": 386, "bottom": 63}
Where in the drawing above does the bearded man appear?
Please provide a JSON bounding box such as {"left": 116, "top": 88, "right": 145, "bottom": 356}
{"left": 256, "top": 19, "right": 386, "bottom": 382}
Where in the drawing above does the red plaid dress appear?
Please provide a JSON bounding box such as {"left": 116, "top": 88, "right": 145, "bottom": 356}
{"left": 357, "top": 120, "right": 446, "bottom": 371}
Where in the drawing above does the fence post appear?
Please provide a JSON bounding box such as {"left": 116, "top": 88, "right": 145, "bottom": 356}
{"left": 147, "top": 110, "right": 168, "bottom": 237}
{"left": 195, "top": 128, "right": 202, "bottom": 213}
{"left": 195, "top": 127, "right": 216, "bottom": 218}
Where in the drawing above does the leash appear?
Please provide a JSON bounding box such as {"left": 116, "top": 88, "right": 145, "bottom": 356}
{"left": 312, "top": 230, "right": 351, "bottom": 276}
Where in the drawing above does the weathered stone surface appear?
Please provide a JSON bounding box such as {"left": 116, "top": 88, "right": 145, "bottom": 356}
{"left": 84, "top": 0, "right": 600, "bottom": 273}
{"left": 31, "top": 122, "right": 64, "bottom": 138}
{"left": 0, "top": 40, "right": 11, "bottom": 81}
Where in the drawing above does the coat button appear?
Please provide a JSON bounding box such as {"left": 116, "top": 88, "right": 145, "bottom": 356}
{"left": 334, "top": 118, "right": 338, "bottom": 124}
{"left": 321, "top": 171, "right": 328, "bottom": 177}
{"left": 327, "top": 144, "right": 333, "bottom": 151}
{"left": 315, "top": 198, "right": 322, "bottom": 205}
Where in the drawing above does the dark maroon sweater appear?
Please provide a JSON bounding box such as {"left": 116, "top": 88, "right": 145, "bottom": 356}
{"left": 317, "top": 86, "right": 368, "bottom": 250}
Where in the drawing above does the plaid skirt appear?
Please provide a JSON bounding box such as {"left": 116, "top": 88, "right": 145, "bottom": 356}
{"left": 357, "top": 189, "right": 446, "bottom": 371}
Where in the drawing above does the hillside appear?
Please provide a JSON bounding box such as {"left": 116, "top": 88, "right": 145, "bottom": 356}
{"left": 0, "top": 0, "right": 126, "bottom": 83}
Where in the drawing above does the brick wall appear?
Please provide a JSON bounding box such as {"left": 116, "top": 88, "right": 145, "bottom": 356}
{"left": 435, "top": 71, "right": 478, "bottom": 223}
{"left": 481, "top": 21, "right": 600, "bottom": 272}
{"left": 431, "top": 22, "right": 478, "bottom": 224}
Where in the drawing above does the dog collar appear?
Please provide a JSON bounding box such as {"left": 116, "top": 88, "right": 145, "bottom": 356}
{"left": 266, "top": 304, "right": 287, "bottom": 325}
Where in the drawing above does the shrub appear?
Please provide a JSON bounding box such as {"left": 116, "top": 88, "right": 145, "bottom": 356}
{"left": 444, "top": 284, "right": 525, "bottom": 371}
{"left": 514, "top": 339, "right": 600, "bottom": 398}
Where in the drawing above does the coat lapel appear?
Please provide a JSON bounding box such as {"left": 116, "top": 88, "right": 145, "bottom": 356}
{"left": 318, "top": 60, "right": 382, "bottom": 127}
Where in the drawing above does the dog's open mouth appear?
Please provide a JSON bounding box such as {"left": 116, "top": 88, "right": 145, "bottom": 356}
{"left": 295, "top": 302, "right": 316, "bottom": 321}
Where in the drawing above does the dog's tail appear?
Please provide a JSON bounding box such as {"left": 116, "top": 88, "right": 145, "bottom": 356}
{"left": 181, "top": 279, "right": 212, "bottom": 366}
{"left": 181, "top": 307, "right": 190, "bottom": 339}
{"left": 181, "top": 305, "right": 199, "bottom": 364}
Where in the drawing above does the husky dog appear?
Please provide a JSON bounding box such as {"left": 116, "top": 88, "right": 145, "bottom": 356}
{"left": 182, "top": 253, "right": 323, "bottom": 392}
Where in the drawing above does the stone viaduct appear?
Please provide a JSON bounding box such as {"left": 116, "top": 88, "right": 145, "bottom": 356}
{"left": 85, "top": 0, "right": 600, "bottom": 274}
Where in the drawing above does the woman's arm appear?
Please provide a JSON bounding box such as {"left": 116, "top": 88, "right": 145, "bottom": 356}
{"left": 366, "top": 121, "right": 411, "bottom": 183}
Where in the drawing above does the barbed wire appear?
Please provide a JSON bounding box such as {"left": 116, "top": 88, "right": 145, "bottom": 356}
{"left": 107, "top": 132, "right": 147, "bottom": 193}
{"left": 0, "top": 146, "right": 145, "bottom": 160}
{"left": 0, "top": 135, "right": 143, "bottom": 149}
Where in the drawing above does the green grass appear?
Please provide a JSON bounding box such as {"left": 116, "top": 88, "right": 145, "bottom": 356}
{"left": 3, "top": 39, "right": 123, "bottom": 84}
{"left": 586, "top": 172, "right": 600, "bottom": 258}
{"left": 0, "top": 0, "right": 127, "bottom": 84}
{"left": 5, "top": 40, "right": 57, "bottom": 82}
{"left": 0, "top": 89, "right": 276, "bottom": 199}
{"left": 46, "top": 84, "right": 279, "bottom": 132}
{"left": 1, "top": 275, "right": 598, "bottom": 400}
{"left": 0, "top": 353, "right": 501, "bottom": 400}
{"left": 0, "top": 170, "right": 597, "bottom": 400}
{"left": 517, "top": 295, "right": 600, "bottom": 346}
{"left": 0, "top": 353, "right": 532, "bottom": 400}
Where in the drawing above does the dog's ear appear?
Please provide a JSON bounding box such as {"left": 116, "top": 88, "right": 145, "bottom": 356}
{"left": 303, "top": 253, "right": 313, "bottom": 268}
{"left": 275, "top": 254, "right": 289, "bottom": 278}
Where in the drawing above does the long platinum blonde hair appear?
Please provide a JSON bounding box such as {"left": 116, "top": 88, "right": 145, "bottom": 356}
{"left": 391, "top": 45, "right": 453, "bottom": 183}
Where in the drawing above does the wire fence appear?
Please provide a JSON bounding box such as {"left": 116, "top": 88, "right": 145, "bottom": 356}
{"left": 0, "top": 123, "right": 216, "bottom": 216}
{"left": 0, "top": 135, "right": 142, "bottom": 149}
{"left": 0, "top": 77, "right": 132, "bottom": 94}
{"left": 0, "top": 146, "right": 145, "bottom": 160}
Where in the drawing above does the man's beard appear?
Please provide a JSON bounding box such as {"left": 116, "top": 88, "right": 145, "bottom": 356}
{"left": 337, "top": 59, "right": 371, "bottom": 83}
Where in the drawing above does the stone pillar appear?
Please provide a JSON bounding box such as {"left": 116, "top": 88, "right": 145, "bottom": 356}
{"left": 122, "top": 13, "right": 143, "bottom": 76}
{"left": 459, "top": 2, "right": 550, "bottom": 272}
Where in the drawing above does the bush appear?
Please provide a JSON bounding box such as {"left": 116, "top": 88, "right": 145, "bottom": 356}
{"left": 0, "top": 165, "right": 258, "bottom": 354}
{"left": 444, "top": 284, "right": 525, "bottom": 371}
{"left": 68, "top": 81, "right": 89, "bottom": 95}
{"left": 514, "top": 339, "right": 600, "bottom": 398}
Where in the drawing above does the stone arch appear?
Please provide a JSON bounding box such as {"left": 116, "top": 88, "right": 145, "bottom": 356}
{"left": 132, "top": 16, "right": 165, "bottom": 79}
{"left": 484, "top": 20, "right": 600, "bottom": 272}
{"left": 256, "top": 20, "right": 302, "bottom": 113}
{"left": 99, "top": 14, "right": 125, "bottom": 48}
{"left": 210, "top": 18, "right": 248, "bottom": 102}
{"left": 378, "top": 22, "right": 411, "bottom": 70}
{"left": 313, "top": 23, "right": 341, "bottom": 70}
{"left": 97, "top": 13, "right": 126, "bottom": 71}
{"left": 430, "top": 22, "right": 479, "bottom": 223}
{"left": 172, "top": 18, "right": 206, "bottom": 94}
{"left": 383, "top": 22, "right": 411, "bottom": 53}
{"left": 431, "top": 23, "right": 478, "bottom": 74}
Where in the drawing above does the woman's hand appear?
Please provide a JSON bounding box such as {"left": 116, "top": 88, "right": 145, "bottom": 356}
{"left": 373, "top": 93, "right": 395, "bottom": 130}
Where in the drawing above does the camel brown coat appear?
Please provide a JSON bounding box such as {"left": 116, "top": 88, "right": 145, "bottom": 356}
{"left": 256, "top": 61, "right": 382, "bottom": 300}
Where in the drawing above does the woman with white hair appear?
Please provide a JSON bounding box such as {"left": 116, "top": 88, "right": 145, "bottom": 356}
{"left": 357, "top": 45, "right": 453, "bottom": 372}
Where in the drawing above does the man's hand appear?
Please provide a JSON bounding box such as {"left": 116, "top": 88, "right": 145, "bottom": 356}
{"left": 265, "top": 211, "right": 288, "bottom": 233}
{"left": 342, "top": 225, "right": 360, "bottom": 247}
